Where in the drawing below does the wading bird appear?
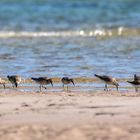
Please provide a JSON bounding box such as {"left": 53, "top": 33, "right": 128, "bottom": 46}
{"left": 127, "top": 75, "right": 140, "bottom": 92}
{"left": 61, "top": 77, "right": 75, "bottom": 91}
{"left": 31, "top": 77, "right": 53, "bottom": 92}
{"left": 7, "top": 75, "right": 21, "bottom": 88}
{"left": 95, "top": 74, "right": 119, "bottom": 91}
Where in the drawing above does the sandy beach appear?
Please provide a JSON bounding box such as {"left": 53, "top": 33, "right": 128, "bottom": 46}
{"left": 0, "top": 90, "right": 140, "bottom": 140}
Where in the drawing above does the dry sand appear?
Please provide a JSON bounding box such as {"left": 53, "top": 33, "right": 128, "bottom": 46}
{"left": 1, "top": 89, "right": 140, "bottom": 140}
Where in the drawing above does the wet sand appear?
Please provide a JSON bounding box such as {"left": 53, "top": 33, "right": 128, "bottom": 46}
{"left": 0, "top": 90, "right": 140, "bottom": 140}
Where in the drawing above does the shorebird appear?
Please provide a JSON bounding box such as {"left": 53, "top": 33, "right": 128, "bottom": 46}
{"left": 7, "top": 75, "right": 21, "bottom": 88}
{"left": 127, "top": 75, "right": 140, "bottom": 92}
{"left": 134, "top": 74, "right": 140, "bottom": 82}
{"left": 94, "top": 74, "right": 119, "bottom": 91}
{"left": 31, "top": 77, "right": 53, "bottom": 92}
{"left": 0, "top": 78, "right": 6, "bottom": 89}
{"left": 61, "top": 77, "right": 75, "bottom": 91}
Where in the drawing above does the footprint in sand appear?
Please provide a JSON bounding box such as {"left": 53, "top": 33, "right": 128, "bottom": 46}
{"left": 47, "top": 103, "right": 56, "bottom": 107}
{"left": 95, "top": 112, "right": 122, "bottom": 116}
{"left": 21, "top": 103, "right": 31, "bottom": 107}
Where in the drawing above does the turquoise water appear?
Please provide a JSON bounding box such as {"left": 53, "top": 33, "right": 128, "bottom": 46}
{"left": 0, "top": 0, "right": 140, "bottom": 81}
{"left": 0, "top": 0, "right": 140, "bottom": 30}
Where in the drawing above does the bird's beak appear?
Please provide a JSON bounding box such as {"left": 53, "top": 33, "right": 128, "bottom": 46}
{"left": 71, "top": 79, "right": 75, "bottom": 86}
{"left": 51, "top": 81, "right": 53, "bottom": 87}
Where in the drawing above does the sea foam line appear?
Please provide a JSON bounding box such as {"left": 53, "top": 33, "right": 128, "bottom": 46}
{"left": 0, "top": 27, "right": 139, "bottom": 38}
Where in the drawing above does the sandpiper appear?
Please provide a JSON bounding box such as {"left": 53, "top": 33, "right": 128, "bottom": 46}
{"left": 31, "top": 77, "right": 53, "bottom": 92}
{"left": 134, "top": 74, "right": 140, "bottom": 82}
{"left": 127, "top": 75, "right": 140, "bottom": 92}
{"left": 7, "top": 75, "right": 21, "bottom": 88}
{"left": 95, "top": 74, "right": 119, "bottom": 91}
{"left": 61, "top": 77, "right": 75, "bottom": 91}
{"left": 0, "top": 78, "right": 6, "bottom": 89}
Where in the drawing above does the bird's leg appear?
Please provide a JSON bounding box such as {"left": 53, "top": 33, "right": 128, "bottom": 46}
{"left": 104, "top": 89, "right": 106, "bottom": 91}
{"left": 67, "top": 85, "right": 68, "bottom": 92}
{"left": 39, "top": 85, "right": 42, "bottom": 92}
{"left": 106, "top": 84, "right": 108, "bottom": 91}
{"left": 13, "top": 83, "right": 18, "bottom": 89}
{"left": 62, "top": 84, "right": 65, "bottom": 91}
{"left": 104, "top": 84, "right": 107, "bottom": 91}
{"left": 116, "top": 85, "right": 119, "bottom": 91}
{"left": 135, "top": 86, "right": 138, "bottom": 92}
{"left": 3, "top": 84, "right": 6, "bottom": 89}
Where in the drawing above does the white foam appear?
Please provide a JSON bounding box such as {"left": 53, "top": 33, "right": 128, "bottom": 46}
{"left": 0, "top": 27, "right": 138, "bottom": 38}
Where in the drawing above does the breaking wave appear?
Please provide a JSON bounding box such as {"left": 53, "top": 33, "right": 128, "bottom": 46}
{"left": 0, "top": 27, "right": 140, "bottom": 38}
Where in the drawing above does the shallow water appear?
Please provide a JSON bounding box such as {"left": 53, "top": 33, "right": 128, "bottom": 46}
{"left": 0, "top": 0, "right": 140, "bottom": 89}
{"left": 0, "top": 35, "right": 140, "bottom": 78}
